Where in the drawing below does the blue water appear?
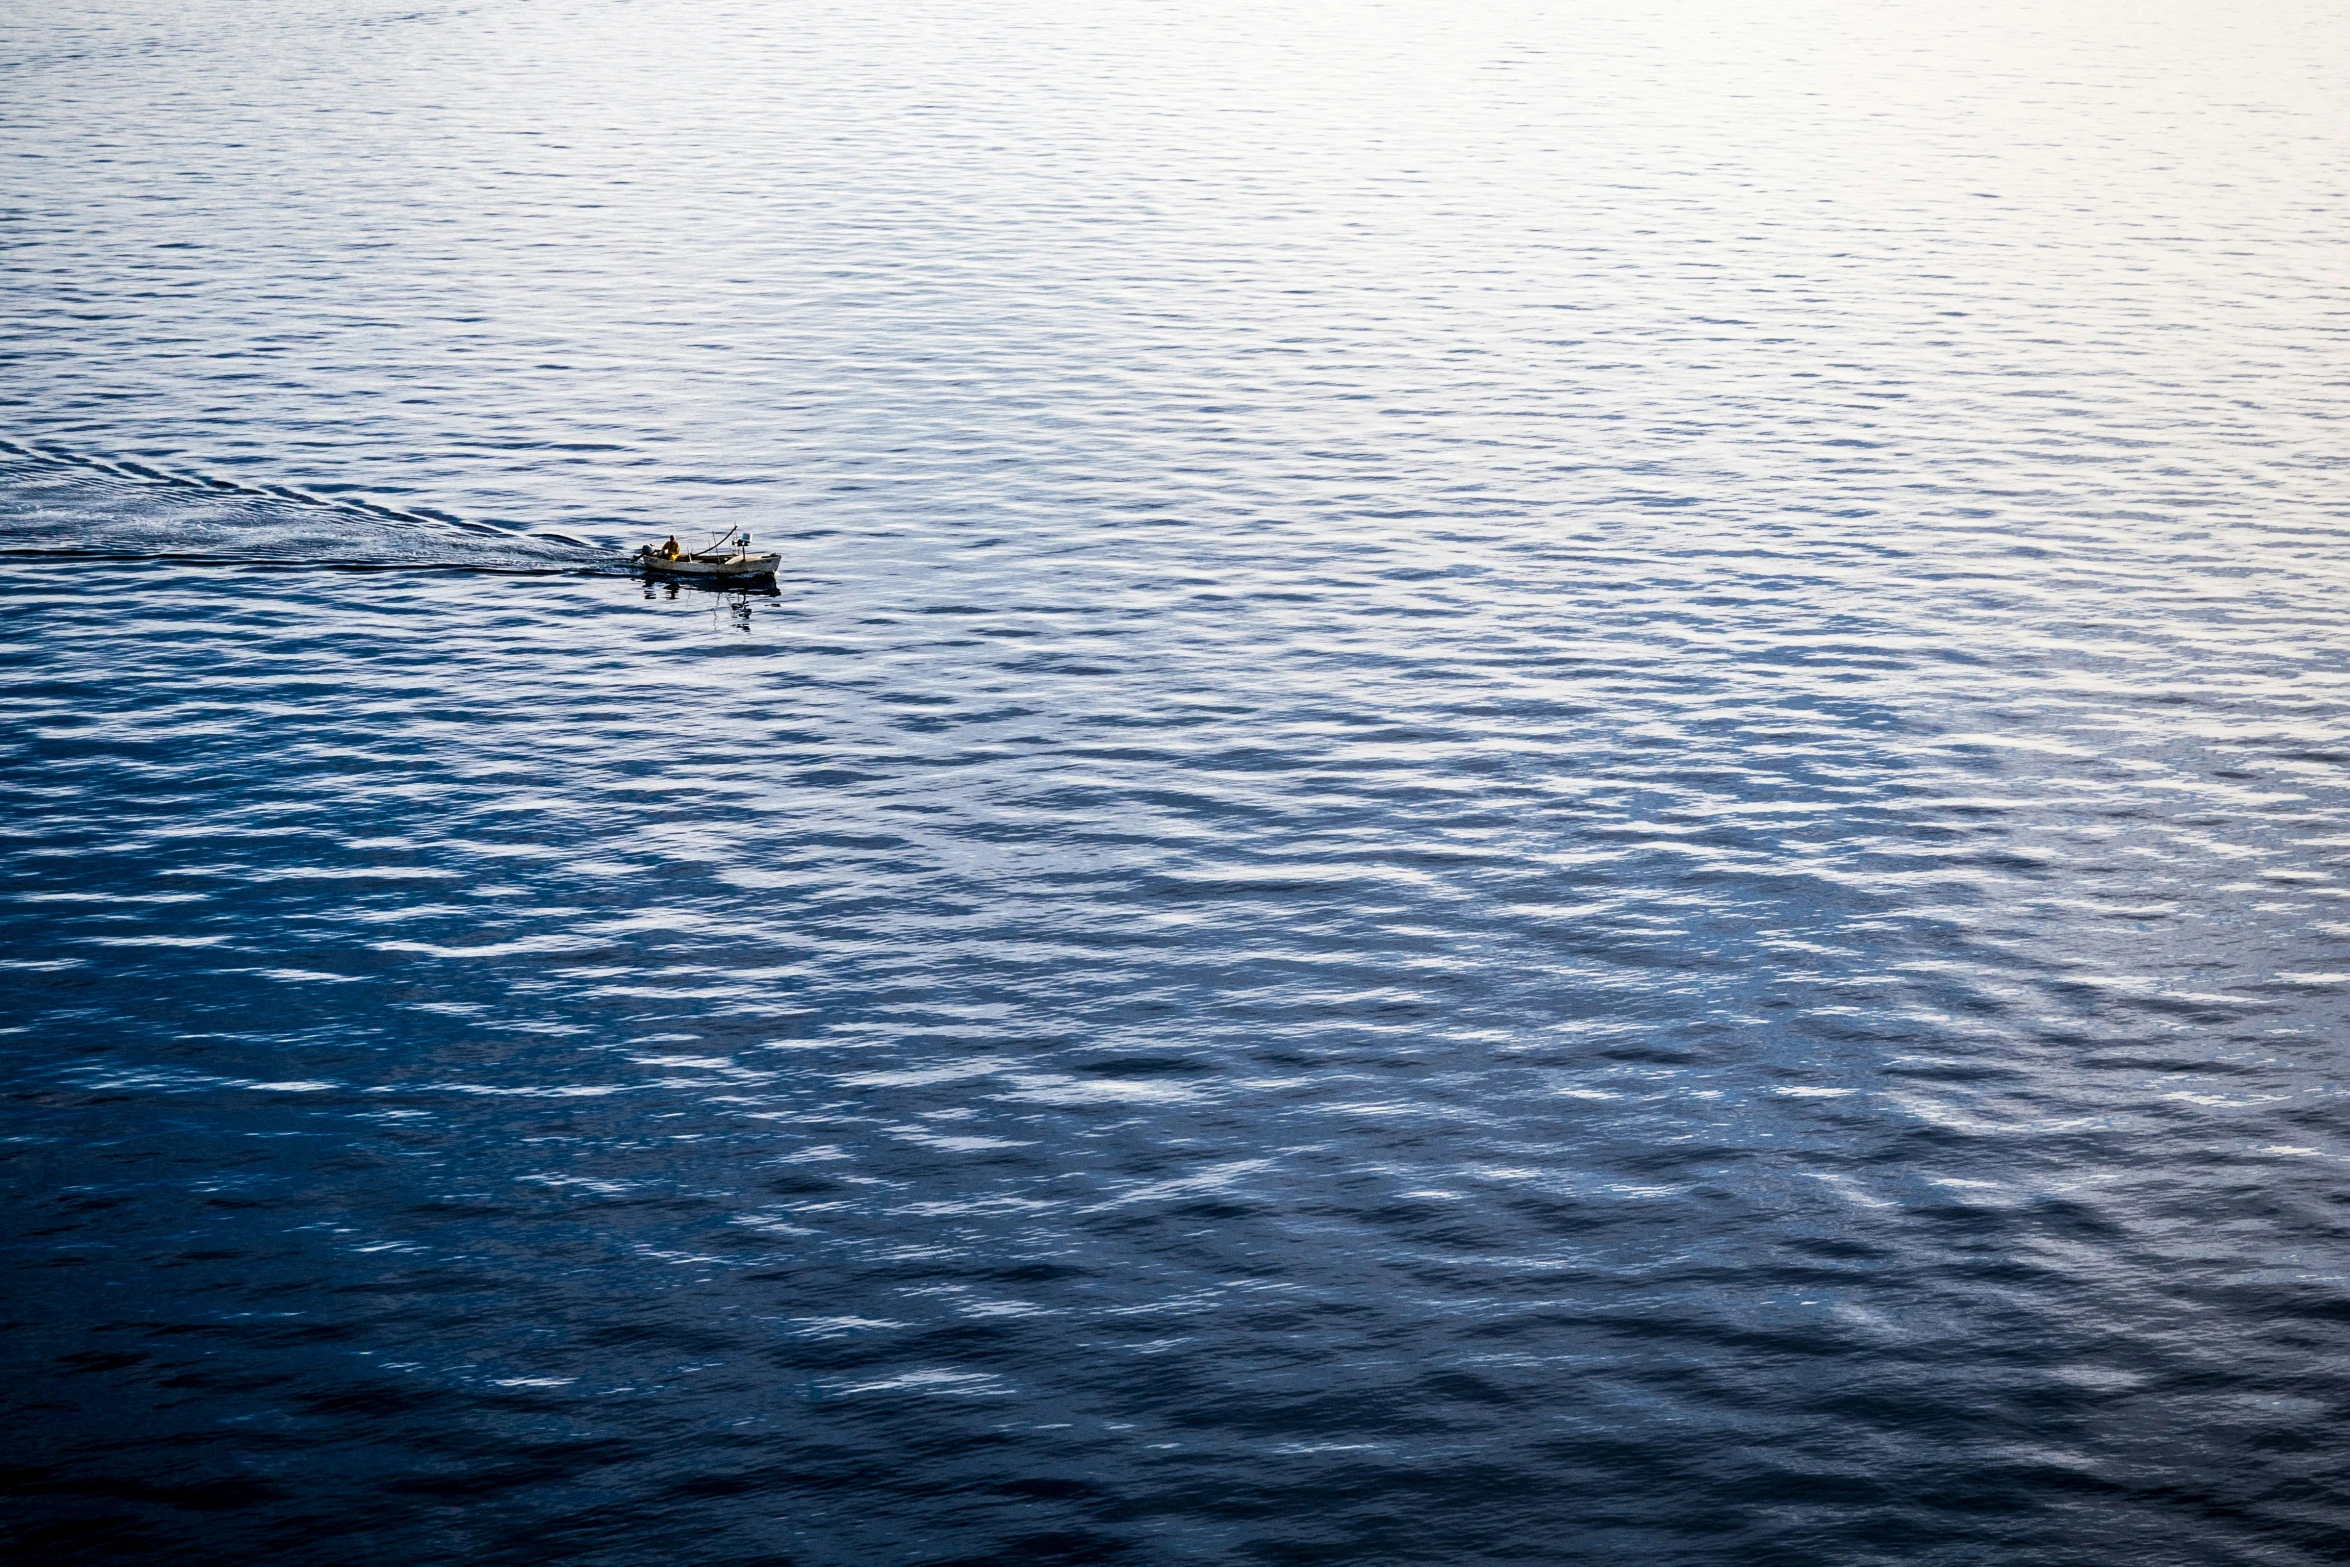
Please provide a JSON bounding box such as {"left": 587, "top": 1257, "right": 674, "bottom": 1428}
{"left": 6, "top": 2, "right": 2349, "bottom": 1562}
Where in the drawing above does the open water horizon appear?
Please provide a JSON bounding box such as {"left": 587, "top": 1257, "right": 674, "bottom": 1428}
{"left": 4, "top": 1, "right": 2349, "bottom": 1562}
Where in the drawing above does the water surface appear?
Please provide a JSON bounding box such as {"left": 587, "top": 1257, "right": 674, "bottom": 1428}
{"left": 5, "top": 2, "right": 2349, "bottom": 1562}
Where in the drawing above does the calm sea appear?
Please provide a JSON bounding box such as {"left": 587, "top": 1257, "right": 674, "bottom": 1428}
{"left": 5, "top": 1, "right": 2347, "bottom": 1562}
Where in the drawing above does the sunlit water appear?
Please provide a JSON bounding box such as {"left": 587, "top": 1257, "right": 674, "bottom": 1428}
{"left": 5, "top": 2, "right": 2348, "bottom": 1562}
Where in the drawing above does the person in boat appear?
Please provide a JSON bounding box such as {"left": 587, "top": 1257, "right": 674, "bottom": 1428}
{"left": 658, "top": 535, "right": 683, "bottom": 560}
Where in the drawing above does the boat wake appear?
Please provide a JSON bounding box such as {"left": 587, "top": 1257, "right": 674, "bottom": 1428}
{"left": 0, "top": 439, "right": 619, "bottom": 576}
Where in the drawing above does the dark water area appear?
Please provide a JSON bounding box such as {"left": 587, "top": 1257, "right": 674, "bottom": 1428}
{"left": 5, "top": 2, "right": 2349, "bottom": 1562}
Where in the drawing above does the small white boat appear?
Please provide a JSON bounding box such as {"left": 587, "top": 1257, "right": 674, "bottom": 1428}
{"left": 636, "top": 529, "right": 779, "bottom": 580}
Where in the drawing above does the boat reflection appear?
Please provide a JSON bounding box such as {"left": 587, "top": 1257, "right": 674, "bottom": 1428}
{"left": 640, "top": 569, "right": 780, "bottom": 632}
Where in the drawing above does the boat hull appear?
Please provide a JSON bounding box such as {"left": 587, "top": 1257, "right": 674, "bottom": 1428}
{"left": 637, "top": 549, "right": 781, "bottom": 580}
